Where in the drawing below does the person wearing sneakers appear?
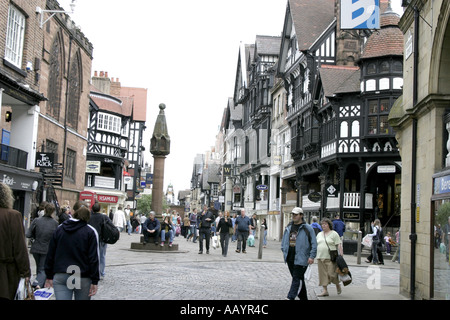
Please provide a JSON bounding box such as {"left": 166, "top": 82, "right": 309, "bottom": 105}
{"left": 281, "top": 207, "right": 317, "bottom": 300}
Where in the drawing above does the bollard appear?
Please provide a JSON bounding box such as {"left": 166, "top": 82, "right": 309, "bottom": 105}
{"left": 357, "top": 230, "right": 362, "bottom": 264}
{"left": 258, "top": 226, "right": 265, "bottom": 259}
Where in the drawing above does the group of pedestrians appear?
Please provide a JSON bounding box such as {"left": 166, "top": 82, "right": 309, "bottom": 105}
{"left": 0, "top": 180, "right": 128, "bottom": 301}
{"left": 182, "top": 207, "right": 261, "bottom": 257}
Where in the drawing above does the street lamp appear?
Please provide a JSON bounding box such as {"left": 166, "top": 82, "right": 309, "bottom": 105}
{"left": 36, "top": 0, "right": 77, "bottom": 28}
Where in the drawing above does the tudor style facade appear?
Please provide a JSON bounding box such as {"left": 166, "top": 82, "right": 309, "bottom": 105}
{"left": 275, "top": 0, "right": 403, "bottom": 243}
{"left": 82, "top": 71, "right": 147, "bottom": 213}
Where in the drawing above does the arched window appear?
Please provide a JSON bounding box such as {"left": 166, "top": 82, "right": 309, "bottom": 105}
{"left": 67, "top": 51, "right": 81, "bottom": 130}
{"left": 393, "top": 61, "right": 403, "bottom": 73}
{"left": 367, "top": 63, "right": 376, "bottom": 75}
{"left": 48, "top": 34, "right": 63, "bottom": 120}
{"left": 380, "top": 61, "right": 390, "bottom": 73}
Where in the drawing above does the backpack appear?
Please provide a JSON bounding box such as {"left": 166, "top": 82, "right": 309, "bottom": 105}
{"left": 101, "top": 215, "right": 120, "bottom": 244}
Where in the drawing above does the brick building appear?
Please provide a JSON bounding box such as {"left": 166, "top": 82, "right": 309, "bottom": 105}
{"left": 0, "top": 0, "right": 93, "bottom": 222}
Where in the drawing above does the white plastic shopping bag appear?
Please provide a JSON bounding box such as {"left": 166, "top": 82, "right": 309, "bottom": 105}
{"left": 304, "top": 265, "right": 312, "bottom": 281}
{"left": 362, "top": 234, "right": 372, "bottom": 248}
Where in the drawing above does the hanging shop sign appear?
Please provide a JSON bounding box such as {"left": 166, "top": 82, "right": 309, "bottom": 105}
{"left": 35, "top": 152, "right": 54, "bottom": 168}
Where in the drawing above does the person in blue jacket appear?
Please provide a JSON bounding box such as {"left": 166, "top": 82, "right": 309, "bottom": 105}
{"left": 281, "top": 207, "right": 317, "bottom": 300}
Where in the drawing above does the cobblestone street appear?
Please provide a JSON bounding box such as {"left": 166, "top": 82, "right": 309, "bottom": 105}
{"left": 28, "top": 232, "right": 405, "bottom": 301}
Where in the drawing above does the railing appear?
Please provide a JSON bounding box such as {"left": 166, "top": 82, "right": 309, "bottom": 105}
{"left": 343, "top": 193, "right": 360, "bottom": 208}
{"left": 0, "top": 144, "right": 28, "bottom": 169}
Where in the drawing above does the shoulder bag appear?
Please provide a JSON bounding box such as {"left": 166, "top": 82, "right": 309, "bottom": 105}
{"left": 324, "top": 232, "right": 338, "bottom": 262}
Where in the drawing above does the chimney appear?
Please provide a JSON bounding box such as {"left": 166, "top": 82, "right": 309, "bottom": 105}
{"left": 92, "top": 70, "right": 111, "bottom": 94}
{"left": 110, "top": 76, "right": 121, "bottom": 97}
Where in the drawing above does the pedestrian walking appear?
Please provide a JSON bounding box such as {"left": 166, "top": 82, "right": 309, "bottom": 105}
{"left": 198, "top": 206, "right": 214, "bottom": 254}
{"left": 281, "top": 207, "right": 317, "bottom": 300}
{"left": 234, "top": 209, "right": 251, "bottom": 253}
{"left": 183, "top": 213, "right": 191, "bottom": 239}
{"left": 113, "top": 206, "right": 126, "bottom": 232}
{"left": 231, "top": 213, "right": 237, "bottom": 242}
{"left": 26, "top": 203, "right": 59, "bottom": 289}
{"left": 250, "top": 214, "right": 258, "bottom": 236}
{"left": 88, "top": 202, "right": 112, "bottom": 279}
{"left": 261, "top": 218, "right": 268, "bottom": 248}
{"left": 44, "top": 202, "right": 100, "bottom": 300}
{"left": 188, "top": 208, "right": 198, "bottom": 242}
{"left": 368, "top": 219, "right": 382, "bottom": 265}
{"left": 0, "top": 182, "right": 31, "bottom": 300}
{"left": 310, "top": 216, "right": 322, "bottom": 235}
{"left": 316, "top": 218, "right": 343, "bottom": 297}
{"left": 332, "top": 213, "right": 345, "bottom": 241}
{"left": 124, "top": 205, "right": 132, "bottom": 235}
{"left": 216, "top": 211, "right": 233, "bottom": 257}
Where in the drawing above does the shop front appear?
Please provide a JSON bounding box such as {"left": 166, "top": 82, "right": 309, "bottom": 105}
{"left": 0, "top": 166, "right": 42, "bottom": 227}
{"left": 431, "top": 172, "right": 450, "bottom": 300}
{"left": 80, "top": 189, "right": 126, "bottom": 216}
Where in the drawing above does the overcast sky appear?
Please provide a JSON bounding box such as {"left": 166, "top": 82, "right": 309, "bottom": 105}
{"left": 57, "top": 0, "right": 404, "bottom": 199}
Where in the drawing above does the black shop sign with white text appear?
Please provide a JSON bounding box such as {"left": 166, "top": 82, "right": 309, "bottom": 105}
{"left": 35, "top": 152, "right": 54, "bottom": 168}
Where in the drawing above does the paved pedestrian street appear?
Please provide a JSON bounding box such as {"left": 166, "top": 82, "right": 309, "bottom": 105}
{"left": 29, "top": 232, "right": 405, "bottom": 303}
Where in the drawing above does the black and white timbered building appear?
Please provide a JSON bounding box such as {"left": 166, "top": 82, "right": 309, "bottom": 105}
{"left": 277, "top": 0, "right": 403, "bottom": 243}
{"left": 229, "top": 35, "right": 281, "bottom": 214}
{"left": 82, "top": 83, "right": 132, "bottom": 212}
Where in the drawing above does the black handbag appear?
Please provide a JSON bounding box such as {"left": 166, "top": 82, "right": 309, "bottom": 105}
{"left": 324, "top": 233, "right": 338, "bottom": 262}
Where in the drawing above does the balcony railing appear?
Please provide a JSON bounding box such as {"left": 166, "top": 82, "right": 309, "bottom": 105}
{"left": 0, "top": 144, "right": 28, "bottom": 169}
{"left": 327, "top": 192, "right": 373, "bottom": 209}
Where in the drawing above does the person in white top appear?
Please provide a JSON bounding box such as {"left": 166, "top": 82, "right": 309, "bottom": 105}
{"left": 113, "top": 206, "right": 126, "bottom": 232}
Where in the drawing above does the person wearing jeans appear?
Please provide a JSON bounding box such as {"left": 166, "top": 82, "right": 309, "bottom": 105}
{"left": 234, "top": 209, "right": 251, "bottom": 253}
{"left": 281, "top": 207, "right": 317, "bottom": 300}
{"left": 160, "top": 216, "right": 174, "bottom": 247}
{"left": 369, "top": 219, "right": 382, "bottom": 265}
{"left": 44, "top": 202, "right": 99, "bottom": 300}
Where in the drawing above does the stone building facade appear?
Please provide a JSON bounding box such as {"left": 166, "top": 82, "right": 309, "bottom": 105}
{"left": 389, "top": 0, "right": 450, "bottom": 301}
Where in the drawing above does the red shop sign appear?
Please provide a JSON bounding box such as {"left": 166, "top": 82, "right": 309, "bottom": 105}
{"left": 97, "top": 195, "right": 118, "bottom": 203}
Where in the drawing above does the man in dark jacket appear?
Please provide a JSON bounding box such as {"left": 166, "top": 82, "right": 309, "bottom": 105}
{"left": 143, "top": 211, "right": 161, "bottom": 245}
{"left": 88, "top": 202, "right": 110, "bottom": 279}
{"left": 198, "top": 206, "right": 215, "bottom": 254}
{"left": 234, "top": 208, "right": 252, "bottom": 253}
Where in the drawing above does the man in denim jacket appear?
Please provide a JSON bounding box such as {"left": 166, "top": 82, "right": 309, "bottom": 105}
{"left": 281, "top": 207, "right": 317, "bottom": 300}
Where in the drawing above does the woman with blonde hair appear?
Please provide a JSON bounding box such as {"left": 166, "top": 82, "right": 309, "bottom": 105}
{"left": 369, "top": 219, "right": 382, "bottom": 265}
{"left": 0, "top": 182, "right": 31, "bottom": 299}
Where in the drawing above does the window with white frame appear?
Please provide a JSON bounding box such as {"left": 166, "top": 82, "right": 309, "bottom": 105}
{"left": 5, "top": 5, "right": 25, "bottom": 68}
{"left": 97, "top": 112, "right": 121, "bottom": 134}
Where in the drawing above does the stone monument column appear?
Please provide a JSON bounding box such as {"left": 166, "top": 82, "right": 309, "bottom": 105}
{"left": 150, "top": 104, "right": 170, "bottom": 220}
